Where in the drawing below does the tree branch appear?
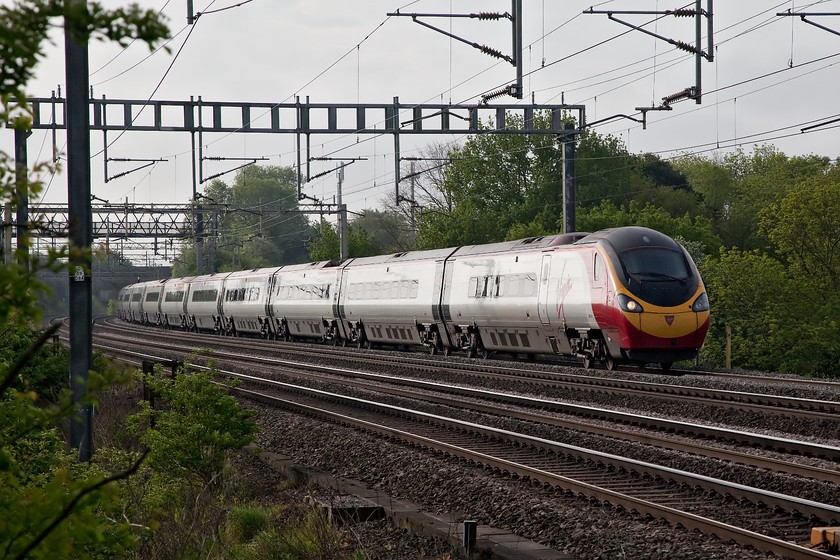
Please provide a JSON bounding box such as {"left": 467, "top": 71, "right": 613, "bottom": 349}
{"left": 0, "top": 323, "right": 60, "bottom": 397}
{"left": 12, "top": 450, "right": 148, "bottom": 560}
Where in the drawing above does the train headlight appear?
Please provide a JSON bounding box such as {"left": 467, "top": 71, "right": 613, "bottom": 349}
{"left": 617, "top": 294, "right": 643, "bottom": 313}
{"left": 692, "top": 292, "right": 710, "bottom": 312}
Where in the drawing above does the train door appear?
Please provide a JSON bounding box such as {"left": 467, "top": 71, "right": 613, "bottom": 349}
{"left": 334, "top": 264, "right": 352, "bottom": 340}
{"left": 537, "top": 254, "right": 552, "bottom": 325}
{"left": 592, "top": 250, "right": 607, "bottom": 316}
{"left": 431, "top": 260, "right": 453, "bottom": 348}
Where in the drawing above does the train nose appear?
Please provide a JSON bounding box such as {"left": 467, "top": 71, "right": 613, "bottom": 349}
{"left": 639, "top": 311, "right": 701, "bottom": 345}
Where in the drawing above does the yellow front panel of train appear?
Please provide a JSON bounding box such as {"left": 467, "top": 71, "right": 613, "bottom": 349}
{"left": 638, "top": 311, "right": 698, "bottom": 339}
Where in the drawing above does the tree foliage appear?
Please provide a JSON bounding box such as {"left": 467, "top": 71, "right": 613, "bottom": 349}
{"left": 173, "top": 165, "right": 317, "bottom": 275}
{"left": 306, "top": 218, "right": 381, "bottom": 261}
{"left": 760, "top": 169, "right": 840, "bottom": 289}
{"left": 413, "top": 113, "right": 566, "bottom": 249}
{"left": 128, "top": 365, "right": 258, "bottom": 487}
{"left": 1, "top": 1, "right": 169, "bottom": 100}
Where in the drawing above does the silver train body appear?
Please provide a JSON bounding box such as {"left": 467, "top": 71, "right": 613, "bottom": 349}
{"left": 118, "top": 227, "right": 710, "bottom": 366}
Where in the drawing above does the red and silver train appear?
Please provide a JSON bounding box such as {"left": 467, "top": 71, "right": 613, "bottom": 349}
{"left": 118, "top": 226, "right": 710, "bottom": 370}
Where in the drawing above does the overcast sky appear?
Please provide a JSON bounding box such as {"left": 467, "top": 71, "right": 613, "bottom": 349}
{"left": 6, "top": 1, "right": 840, "bottom": 247}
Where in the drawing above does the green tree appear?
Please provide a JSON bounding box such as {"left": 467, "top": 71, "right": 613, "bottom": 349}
{"left": 674, "top": 146, "right": 833, "bottom": 250}
{"left": 93, "top": 363, "right": 260, "bottom": 559}
{"left": 306, "top": 219, "right": 381, "bottom": 261}
{"left": 577, "top": 200, "right": 721, "bottom": 257}
{"left": 353, "top": 208, "right": 412, "bottom": 253}
{"left": 414, "top": 112, "right": 566, "bottom": 249}
{"left": 414, "top": 116, "right": 703, "bottom": 249}
{"left": 575, "top": 131, "right": 645, "bottom": 210}
{"left": 700, "top": 250, "right": 791, "bottom": 371}
{"left": 760, "top": 169, "right": 840, "bottom": 289}
{"left": 128, "top": 365, "right": 258, "bottom": 487}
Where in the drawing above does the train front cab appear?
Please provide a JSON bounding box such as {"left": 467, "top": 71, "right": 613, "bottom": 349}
{"left": 586, "top": 227, "right": 710, "bottom": 370}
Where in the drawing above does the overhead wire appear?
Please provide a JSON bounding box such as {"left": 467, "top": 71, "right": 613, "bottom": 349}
{"left": 89, "top": 0, "right": 173, "bottom": 78}
{"left": 91, "top": 0, "right": 214, "bottom": 159}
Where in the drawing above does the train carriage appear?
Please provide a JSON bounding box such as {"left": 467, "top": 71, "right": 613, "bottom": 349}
{"left": 116, "top": 286, "right": 131, "bottom": 321}
{"left": 126, "top": 281, "right": 151, "bottom": 323}
{"left": 337, "top": 248, "right": 457, "bottom": 350}
{"left": 184, "top": 273, "right": 230, "bottom": 332}
{"left": 267, "top": 261, "right": 343, "bottom": 342}
{"left": 139, "top": 279, "right": 167, "bottom": 326}
{"left": 441, "top": 234, "right": 588, "bottom": 358}
{"left": 159, "top": 276, "right": 194, "bottom": 329}
{"left": 220, "top": 268, "right": 277, "bottom": 336}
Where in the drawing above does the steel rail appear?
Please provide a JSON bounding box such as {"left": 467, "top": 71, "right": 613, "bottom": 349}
{"left": 90, "top": 336, "right": 840, "bottom": 461}
{"left": 96, "top": 319, "right": 840, "bottom": 419}
{"left": 94, "top": 339, "right": 840, "bottom": 484}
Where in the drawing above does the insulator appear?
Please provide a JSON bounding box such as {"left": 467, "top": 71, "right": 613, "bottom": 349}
{"left": 662, "top": 87, "right": 695, "bottom": 105}
{"left": 673, "top": 40, "right": 698, "bottom": 54}
{"left": 480, "top": 87, "right": 510, "bottom": 105}
{"left": 671, "top": 9, "right": 697, "bottom": 17}
{"left": 475, "top": 12, "right": 504, "bottom": 20}
{"left": 479, "top": 45, "right": 506, "bottom": 60}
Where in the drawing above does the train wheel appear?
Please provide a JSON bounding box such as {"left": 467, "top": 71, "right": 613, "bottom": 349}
{"left": 429, "top": 344, "right": 437, "bottom": 356}
{"left": 605, "top": 355, "right": 616, "bottom": 371}
{"left": 581, "top": 355, "right": 593, "bottom": 369}
{"left": 466, "top": 346, "right": 476, "bottom": 359}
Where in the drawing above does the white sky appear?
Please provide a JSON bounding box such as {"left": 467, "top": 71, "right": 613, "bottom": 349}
{"left": 5, "top": 0, "right": 840, "bottom": 262}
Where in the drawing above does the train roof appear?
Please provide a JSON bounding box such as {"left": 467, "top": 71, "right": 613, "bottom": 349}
{"left": 450, "top": 232, "right": 586, "bottom": 258}
{"left": 224, "top": 266, "right": 282, "bottom": 279}
{"left": 278, "top": 260, "right": 345, "bottom": 272}
{"left": 186, "top": 271, "right": 233, "bottom": 283}
{"left": 345, "top": 247, "right": 458, "bottom": 267}
{"left": 576, "top": 226, "right": 682, "bottom": 253}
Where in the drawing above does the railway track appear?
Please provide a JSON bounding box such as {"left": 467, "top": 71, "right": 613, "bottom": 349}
{"left": 94, "top": 319, "right": 840, "bottom": 419}
{"left": 79, "top": 319, "right": 840, "bottom": 557}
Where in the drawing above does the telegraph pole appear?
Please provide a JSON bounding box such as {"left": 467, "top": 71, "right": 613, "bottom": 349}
{"left": 336, "top": 165, "right": 348, "bottom": 261}
{"left": 561, "top": 123, "right": 576, "bottom": 233}
{"left": 65, "top": 0, "right": 94, "bottom": 462}
{"left": 409, "top": 160, "right": 417, "bottom": 247}
{"left": 15, "top": 128, "right": 30, "bottom": 270}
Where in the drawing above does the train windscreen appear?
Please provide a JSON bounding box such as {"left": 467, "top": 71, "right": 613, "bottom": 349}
{"left": 616, "top": 247, "right": 697, "bottom": 306}
{"left": 619, "top": 248, "right": 690, "bottom": 282}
